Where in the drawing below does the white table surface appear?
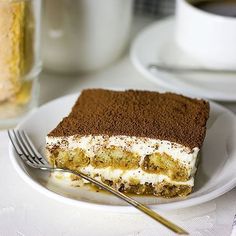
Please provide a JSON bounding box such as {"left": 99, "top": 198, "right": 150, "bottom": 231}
{"left": 1, "top": 16, "right": 236, "bottom": 236}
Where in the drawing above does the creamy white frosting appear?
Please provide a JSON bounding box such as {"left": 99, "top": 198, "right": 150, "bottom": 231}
{"left": 82, "top": 165, "right": 194, "bottom": 186}
{"left": 52, "top": 165, "right": 194, "bottom": 187}
{"left": 46, "top": 135, "right": 199, "bottom": 173}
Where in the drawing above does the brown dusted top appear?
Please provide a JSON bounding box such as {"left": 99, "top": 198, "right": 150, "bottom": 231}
{"left": 48, "top": 89, "right": 210, "bottom": 149}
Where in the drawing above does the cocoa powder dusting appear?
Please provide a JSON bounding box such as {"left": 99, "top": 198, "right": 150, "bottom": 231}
{"left": 48, "top": 89, "right": 209, "bottom": 149}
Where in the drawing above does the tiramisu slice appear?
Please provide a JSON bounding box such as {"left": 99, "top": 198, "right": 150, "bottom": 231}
{"left": 46, "top": 89, "right": 209, "bottom": 198}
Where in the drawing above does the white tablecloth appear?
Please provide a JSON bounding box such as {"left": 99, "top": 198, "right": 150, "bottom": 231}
{"left": 1, "top": 16, "right": 236, "bottom": 236}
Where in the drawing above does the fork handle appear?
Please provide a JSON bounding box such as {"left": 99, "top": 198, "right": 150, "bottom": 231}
{"left": 47, "top": 167, "right": 188, "bottom": 235}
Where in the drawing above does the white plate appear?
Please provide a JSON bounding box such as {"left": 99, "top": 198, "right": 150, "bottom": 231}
{"left": 9, "top": 93, "right": 236, "bottom": 212}
{"left": 130, "top": 17, "right": 236, "bottom": 102}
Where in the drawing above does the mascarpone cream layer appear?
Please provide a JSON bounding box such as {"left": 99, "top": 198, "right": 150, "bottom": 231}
{"left": 52, "top": 165, "right": 194, "bottom": 187}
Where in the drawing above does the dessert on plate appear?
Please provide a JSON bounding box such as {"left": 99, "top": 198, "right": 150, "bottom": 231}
{"left": 46, "top": 89, "right": 209, "bottom": 198}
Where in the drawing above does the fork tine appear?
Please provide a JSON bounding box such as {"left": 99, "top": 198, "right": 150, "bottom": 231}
{"left": 16, "top": 130, "right": 40, "bottom": 165}
{"left": 17, "top": 131, "right": 35, "bottom": 157}
{"left": 8, "top": 130, "right": 35, "bottom": 166}
{"left": 8, "top": 130, "right": 23, "bottom": 156}
{"left": 12, "top": 130, "right": 35, "bottom": 164}
{"left": 21, "top": 131, "right": 46, "bottom": 165}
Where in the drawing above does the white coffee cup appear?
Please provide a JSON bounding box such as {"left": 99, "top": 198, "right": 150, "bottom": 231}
{"left": 175, "top": 0, "right": 236, "bottom": 69}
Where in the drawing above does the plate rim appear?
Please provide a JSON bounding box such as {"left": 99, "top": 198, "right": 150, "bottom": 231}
{"left": 130, "top": 17, "right": 236, "bottom": 102}
{"left": 9, "top": 92, "right": 236, "bottom": 212}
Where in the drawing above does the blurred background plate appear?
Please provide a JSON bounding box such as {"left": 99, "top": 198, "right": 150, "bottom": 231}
{"left": 130, "top": 17, "right": 236, "bottom": 101}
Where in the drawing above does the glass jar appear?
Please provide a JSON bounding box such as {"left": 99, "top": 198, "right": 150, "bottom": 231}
{"left": 0, "top": 0, "right": 41, "bottom": 128}
{"left": 42, "top": 0, "right": 133, "bottom": 74}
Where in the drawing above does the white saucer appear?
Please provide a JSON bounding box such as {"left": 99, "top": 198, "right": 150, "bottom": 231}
{"left": 130, "top": 17, "right": 236, "bottom": 101}
{"left": 9, "top": 93, "right": 236, "bottom": 212}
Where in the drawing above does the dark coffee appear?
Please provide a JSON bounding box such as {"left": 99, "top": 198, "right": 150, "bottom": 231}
{"left": 193, "top": 0, "right": 236, "bottom": 17}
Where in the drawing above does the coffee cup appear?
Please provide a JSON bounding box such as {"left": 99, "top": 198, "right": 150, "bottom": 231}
{"left": 175, "top": 0, "right": 236, "bottom": 69}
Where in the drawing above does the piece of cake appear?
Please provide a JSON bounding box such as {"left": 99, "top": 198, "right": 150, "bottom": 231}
{"left": 46, "top": 89, "right": 209, "bottom": 198}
